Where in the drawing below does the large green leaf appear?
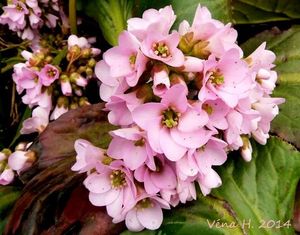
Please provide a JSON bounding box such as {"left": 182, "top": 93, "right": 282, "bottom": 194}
{"left": 80, "top": 0, "right": 133, "bottom": 45}
{"left": 241, "top": 25, "right": 300, "bottom": 148}
{"left": 134, "top": 0, "right": 300, "bottom": 28}
{"left": 122, "top": 137, "right": 300, "bottom": 235}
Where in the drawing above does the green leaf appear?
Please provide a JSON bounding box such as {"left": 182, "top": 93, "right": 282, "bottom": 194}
{"left": 122, "top": 137, "right": 300, "bottom": 235}
{"left": 134, "top": 0, "right": 300, "bottom": 28}
{"left": 241, "top": 25, "right": 300, "bottom": 148}
{"left": 81, "top": 0, "right": 134, "bottom": 45}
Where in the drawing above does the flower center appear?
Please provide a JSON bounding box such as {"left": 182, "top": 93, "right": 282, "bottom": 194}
{"left": 47, "top": 68, "right": 57, "bottom": 78}
{"left": 134, "top": 138, "right": 145, "bottom": 147}
{"left": 16, "top": 3, "right": 24, "bottom": 12}
{"left": 102, "top": 154, "right": 113, "bottom": 165}
{"left": 152, "top": 42, "right": 170, "bottom": 58}
{"left": 129, "top": 54, "right": 137, "bottom": 67}
{"left": 162, "top": 108, "right": 179, "bottom": 128}
{"left": 110, "top": 170, "right": 126, "bottom": 188}
{"left": 202, "top": 104, "right": 213, "bottom": 115}
{"left": 209, "top": 70, "right": 224, "bottom": 86}
{"left": 137, "top": 198, "right": 153, "bottom": 209}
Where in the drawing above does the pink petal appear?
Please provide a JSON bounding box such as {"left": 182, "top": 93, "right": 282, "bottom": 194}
{"left": 106, "top": 190, "right": 123, "bottom": 218}
{"left": 159, "top": 128, "right": 186, "bottom": 161}
{"left": 161, "top": 84, "right": 187, "bottom": 113}
{"left": 144, "top": 170, "right": 159, "bottom": 194}
{"left": 125, "top": 209, "right": 144, "bottom": 232}
{"left": 178, "top": 108, "right": 208, "bottom": 132}
{"left": 151, "top": 164, "right": 177, "bottom": 189}
{"left": 8, "top": 151, "right": 27, "bottom": 171}
{"left": 137, "top": 203, "right": 163, "bottom": 230}
{"left": 89, "top": 189, "right": 120, "bottom": 207}
{"left": 171, "top": 128, "right": 212, "bottom": 148}
{"left": 83, "top": 173, "right": 111, "bottom": 194}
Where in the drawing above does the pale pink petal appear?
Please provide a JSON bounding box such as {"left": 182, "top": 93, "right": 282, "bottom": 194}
{"left": 137, "top": 203, "right": 163, "bottom": 230}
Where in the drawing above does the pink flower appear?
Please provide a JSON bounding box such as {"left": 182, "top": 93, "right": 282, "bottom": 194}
{"left": 68, "top": 35, "right": 89, "bottom": 49}
{"left": 21, "top": 106, "right": 50, "bottom": 134}
{"left": 202, "top": 99, "right": 230, "bottom": 130}
{"left": 71, "top": 139, "right": 106, "bottom": 173}
{"left": 84, "top": 161, "right": 137, "bottom": 220}
{"left": 176, "top": 138, "right": 227, "bottom": 180}
{"left": 105, "top": 92, "right": 143, "bottom": 126}
{"left": 95, "top": 60, "right": 129, "bottom": 102}
{"left": 61, "top": 80, "right": 72, "bottom": 96}
{"left": 141, "top": 31, "right": 184, "bottom": 67}
{"left": 132, "top": 84, "right": 212, "bottom": 161}
{"left": 198, "top": 49, "right": 253, "bottom": 108}
{"left": 0, "top": 1, "right": 28, "bottom": 31}
{"left": 196, "top": 168, "right": 222, "bottom": 196}
{"left": 107, "top": 126, "right": 155, "bottom": 171}
{"left": 50, "top": 104, "right": 68, "bottom": 120}
{"left": 39, "top": 64, "right": 59, "bottom": 86}
{"left": 134, "top": 156, "right": 177, "bottom": 194}
{"left": 13, "top": 63, "right": 38, "bottom": 94}
{"left": 125, "top": 195, "right": 170, "bottom": 231}
{"left": 127, "top": 5, "right": 176, "bottom": 40}
{"left": 178, "top": 4, "right": 243, "bottom": 58}
{"left": 0, "top": 168, "right": 14, "bottom": 185}
{"left": 8, "top": 150, "right": 35, "bottom": 174}
{"left": 104, "top": 31, "right": 147, "bottom": 87}
{"left": 251, "top": 97, "right": 285, "bottom": 144}
{"left": 151, "top": 64, "right": 170, "bottom": 97}
{"left": 176, "top": 178, "right": 197, "bottom": 203}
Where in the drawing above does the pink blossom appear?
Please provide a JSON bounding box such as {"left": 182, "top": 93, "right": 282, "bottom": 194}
{"left": 21, "top": 106, "right": 50, "bottom": 134}
{"left": 13, "top": 63, "right": 38, "bottom": 94}
{"left": 107, "top": 126, "right": 155, "bottom": 170}
{"left": 39, "top": 64, "right": 59, "bottom": 86}
{"left": 151, "top": 64, "right": 170, "bottom": 97}
{"left": 141, "top": 31, "right": 184, "bottom": 67}
{"left": 71, "top": 139, "right": 106, "bottom": 173}
{"left": 84, "top": 161, "right": 137, "bottom": 220}
{"left": 134, "top": 156, "right": 177, "bottom": 194}
{"left": 125, "top": 195, "right": 170, "bottom": 231}
{"left": 132, "top": 84, "right": 213, "bottom": 161}
{"left": 0, "top": 2, "right": 28, "bottom": 31}
{"left": 0, "top": 168, "right": 14, "bottom": 185}
{"left": 197, "top": 168, "right": 222, "bottom": 196}
{"left": 50, "top": 105, "right": 68, "bottom": 120}
{"left": 95, "top": 60, "right": 129, "bottom": 102}
{"left": 105, "top": 92, "right": 143, "bottom": 126}
{"left": 176, "top": 178, "right": 197, "bottom": 203}
{"left": 61, "top": 80, "right": 72, "bottom": 96}
{"left": 104, "top": 31, "right": 147, "bottom": 87}
{"left": 127, "top": 5, "right": 176, "bottom": 40}
{"left": 198, "top": 49, "right": 253, "bottom": 108}
{"left": 8, "top": 150, "right": 35, "bottom": 174}
{"left": 68, "top": 35, "right": 89, "bottom": 49}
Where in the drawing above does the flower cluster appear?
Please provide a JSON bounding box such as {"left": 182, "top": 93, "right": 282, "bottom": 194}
{"left": 74, "top": 4, "right": 284, "bottom": 231}
{"left": 0, "top": 143, "right": 35, "bottom": 185}
{"left": 13, "top": 34, "right": 101, "bottom": 134}
{"left": 0, "top": 0, "right": 64, "bottom": 40}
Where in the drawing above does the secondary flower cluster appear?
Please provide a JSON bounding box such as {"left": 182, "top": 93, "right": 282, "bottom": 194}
{"left": 13, "top": 34, "right": 100, "bottom": 134}
{"left": 74, "top": 4, "right": 284, "bottom": 232}
{"left": 0, "top": 0, "right": 64, "bottom": 40}
{"left": 0, "top": 143, "right": 35, "bottom": 185}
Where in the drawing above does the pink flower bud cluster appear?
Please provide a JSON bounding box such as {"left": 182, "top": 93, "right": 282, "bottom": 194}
{"left": 12, "top": 35, "right": 101, "bottom": 134}
{"left": 0, "top": 0, "right": 62, "bottom": 40}
{"left": 76, "top": 4, "right": 284, "bottom": 231}
{"left": 0, "top": 143, "right": 35, "bottom": 185}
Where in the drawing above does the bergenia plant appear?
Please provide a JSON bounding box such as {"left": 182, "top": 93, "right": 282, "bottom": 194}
{"left": 70, "top": 5, "right": 284, "bottom": 231}
{"left": 1, "top": 1, "right": 299, "bottom": 234}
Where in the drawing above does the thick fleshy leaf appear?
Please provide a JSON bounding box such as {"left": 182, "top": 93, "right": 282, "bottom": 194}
{"left": 122, "top": 137, "right": 300, "bottom": 234}
{"left": 135, "top": 0, "right": 300, "bottom": 28}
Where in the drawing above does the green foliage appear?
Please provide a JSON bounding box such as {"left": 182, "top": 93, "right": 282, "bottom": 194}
{"left": 79, "top": 0, "right": 134, "bottom": 45}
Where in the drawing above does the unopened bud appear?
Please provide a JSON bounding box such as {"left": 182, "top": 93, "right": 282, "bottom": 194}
{"left": 87, "top": 58, "right": 96, "bottom": 68}
{"left": 70, "top": 72, "right": 80, "bottom": 83}
{"left": 57, "top": 96, "right": 69, "bottom": 108}
{"left": 240, "top": 136, "right": 252, "bottom": 162}
{"left": 178, "top": 32, "right": 195, "bottom": 54}
{"left": 70, "top": 102, "right": 79, "bottom": 110}
{"left": 69, "top": 45, "right": 81, "bottom": 59}
{"left": 86, "top": 67, "right": 93, "bottom": 77}
{"left": 79, "top": 97, "right": 90, "bottom": 106}
{"left": 81, "top": 48, "right": 92, "bottom": 58}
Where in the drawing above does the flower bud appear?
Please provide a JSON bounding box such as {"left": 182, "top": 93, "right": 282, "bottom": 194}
{"left": 240, "top": 136, "right": 252, "bottom": 162}
{"left": 178, "top": 32, "right": 195, "bottom": 54}
{"left": 87, "top": 58, "right": 96, "bottom": 68}
{"left": 81, "top": 48, "right": 92, "bottom": 58}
